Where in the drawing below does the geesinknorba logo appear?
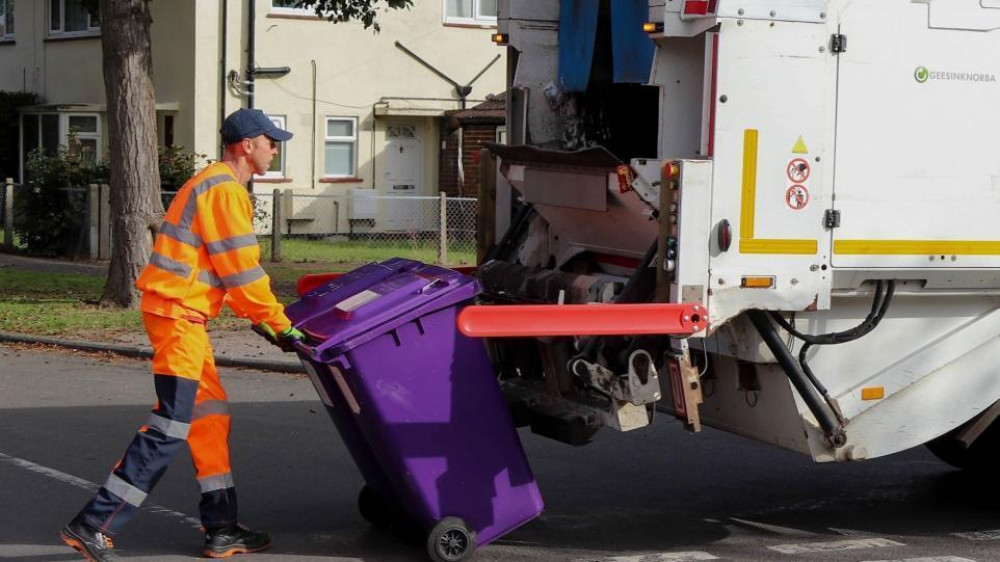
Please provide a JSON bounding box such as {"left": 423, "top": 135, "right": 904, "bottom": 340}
{"left": 915, "top": 66, "right": 996, "bottom": 84}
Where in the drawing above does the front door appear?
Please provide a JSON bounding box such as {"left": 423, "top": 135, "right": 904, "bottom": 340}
{"left": 383, "top": 125, "right": 423, "bottom": 230}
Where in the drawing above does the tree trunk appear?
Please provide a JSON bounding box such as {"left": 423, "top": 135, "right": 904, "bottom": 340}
{"left": 99, "top": 0, "right": 163, "bottom": 308}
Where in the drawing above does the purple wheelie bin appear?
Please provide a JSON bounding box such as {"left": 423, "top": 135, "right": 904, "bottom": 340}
{"left": 286, "top": 258, "right": 544, "bottom": 562}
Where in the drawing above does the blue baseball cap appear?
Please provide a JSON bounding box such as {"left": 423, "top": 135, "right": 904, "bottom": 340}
{"left": 220, "top": 108, "right": 293, "bottom": 145}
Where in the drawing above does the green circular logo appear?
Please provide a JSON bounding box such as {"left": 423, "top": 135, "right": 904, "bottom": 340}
{"left": 915, "top": 66, "right": 930, "bottom": 83}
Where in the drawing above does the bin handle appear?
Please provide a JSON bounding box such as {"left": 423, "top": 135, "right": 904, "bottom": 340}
{"left": 419, "top": 278, "right": 450, "bottom": 294}
{"left": 292, "top": 339, "right": 316, "bottom": 356}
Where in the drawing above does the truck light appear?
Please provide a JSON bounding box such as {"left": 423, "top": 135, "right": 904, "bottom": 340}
{"left": 684, "top": 0, "right": 709, "bottom": 15}
{"left": 717, "top": 219, "right": 732, "bottom": 252}
{"left": 861, "top": 387, "right": 885, "bottom": 401}
{"left": 741, "top": 276, "right": 775, "bottom": 289}
{"left": 643, "top": 22, "right": 664, "bottom": 33}
{"left": 492, "top": 33, "right": 509, "bottom": 45}
{"left": 662, "top": 161, "right": 680, "bottom": 180}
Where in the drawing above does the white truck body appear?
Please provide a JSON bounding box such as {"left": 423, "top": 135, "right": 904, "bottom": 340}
{"left": 485, "top": 0, "right": 1000, "bottom": 466}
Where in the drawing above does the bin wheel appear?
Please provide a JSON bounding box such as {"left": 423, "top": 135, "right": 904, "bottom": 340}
{"left": 357, "top": 485, "right": 391, "bottom": 527}
{"left": 426, "top": 516, "right": 476, "bottom": 562}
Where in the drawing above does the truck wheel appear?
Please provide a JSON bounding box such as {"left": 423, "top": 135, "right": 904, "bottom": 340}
{"left": 357, "top": 485, "right": 392, "bottom": 527}
{"left": 926, "top": 418, "right": 1000, "bottom": 472}
{"left": 426, "top": 516, "right": 476, "bottom": 562}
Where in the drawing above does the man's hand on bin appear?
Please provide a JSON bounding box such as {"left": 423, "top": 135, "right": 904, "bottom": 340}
{"left": 253, "top": 323, "right": 306, "bottom": 352}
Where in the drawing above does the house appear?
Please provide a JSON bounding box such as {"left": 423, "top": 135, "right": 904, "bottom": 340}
{"left": 0, "top": 0, "right": 505, "bottom": 234}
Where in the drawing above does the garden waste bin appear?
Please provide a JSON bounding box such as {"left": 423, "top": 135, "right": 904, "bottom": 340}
{"left": 285, "top": 258, "right": 544, "bottom": 562}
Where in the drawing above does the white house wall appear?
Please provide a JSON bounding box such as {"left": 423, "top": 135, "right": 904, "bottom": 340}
{"left": 216, "top": 0, "right": 505, "bottom": 235}
{"left": 1, "top": 0, "right": 503, "bottom": 235}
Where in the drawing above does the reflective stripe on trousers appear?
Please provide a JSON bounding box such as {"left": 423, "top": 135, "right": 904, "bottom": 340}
{"left": 76, "top": 314, "right": 237, "bottom": 534}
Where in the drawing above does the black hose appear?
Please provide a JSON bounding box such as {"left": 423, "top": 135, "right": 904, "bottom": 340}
{"left": 770, "top": 281, "right": 895, "bottom": 345}
{"left": 748, "top": 310, "right": 847, "bottom": 447}
{"left": 771, "top": 280, "right": 896, "bottom": 425}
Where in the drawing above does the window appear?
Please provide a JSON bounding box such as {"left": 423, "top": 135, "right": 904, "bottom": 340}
{"left": 0, "top": 0, "right": 14, "bottom": 39}
{"left": 22, "top": 112, "right": 102, "bottom": 179}
{"left": 324, "top": 117, "right": 357, "bottom": 177}
{"left": 271, "top": 0, "right": 312, "bottom": 16}
{"left": 50, "top": 0, "right": 100, "bottom": 37}
{"left": 263, "top": 115, "right": 286, "bottom": 178}
{"left": 444, "top": 0, "right": 496, "bottom": 25}
{"left": 67, "top": 114, "right": 100, "bottom": 164}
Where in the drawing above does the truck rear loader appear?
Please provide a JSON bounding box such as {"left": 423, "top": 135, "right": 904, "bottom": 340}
{"left": 468, "top": 0, "right": 1000, "bottom": 470}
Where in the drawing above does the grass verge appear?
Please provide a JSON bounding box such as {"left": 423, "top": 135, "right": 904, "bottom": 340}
{"left": 0, "top": 236, "right": 474, "bottom": 340}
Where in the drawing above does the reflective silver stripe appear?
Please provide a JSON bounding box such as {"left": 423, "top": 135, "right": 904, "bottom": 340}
{"left": 193, "top": 400, "right": 230, "bottom": 420}
{"left": 197, "top": 270, "right": 225, "bottom": 290}
{"left": 145, "top": 413, "right": 191, "bottom": 439}
{"left": 149, "top": 252, "right": 192, "bottom": 278}
{"left": 178, "top": 174, "right": 233, "bottom": 231}
{"left": 103, "top": 474, "right": 148, "bottom": 507}
{"left": 198, "top": 473, "right": 235, "bottom": 493}
{"left": 221, "top": 265, "right": 266, "bottom": 289}
{"left": 206, "top": 234, "right": 258, "bottom": 255}
{"left": 159, "top": 222, "right": 203, "bottom": 248}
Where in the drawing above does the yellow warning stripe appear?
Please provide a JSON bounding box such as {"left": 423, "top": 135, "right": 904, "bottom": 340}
{"left": 737, "top": 129, "right": 818, "bottom": 255}
{"left": 740, "top": 129, "right": 759, "bottom": 239}
{"left": 741, "top": 239, "right": 818, "bottom": 255}
{"left": 834, "top": 240, "right": 1000, "bottom": 255}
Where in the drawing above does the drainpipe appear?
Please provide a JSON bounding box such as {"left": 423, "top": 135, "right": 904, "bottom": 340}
{"left": 245, "top": 0, "right": 256, "bottom": 193}
{"left": 246, "top": 0, "right": 256, "bottom": 110}
{"left": 311, "top": 59, "right": 317, "bottom": 190}
{"left": 219, "top": 0, "right": 228, "bottom": 159}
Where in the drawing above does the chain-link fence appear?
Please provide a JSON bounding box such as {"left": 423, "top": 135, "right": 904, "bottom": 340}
{"left": 6, "top": 182, "right": 478, "bottom": 265}
{"left": 161, "top": 189, "right": 479, "bottom": 266}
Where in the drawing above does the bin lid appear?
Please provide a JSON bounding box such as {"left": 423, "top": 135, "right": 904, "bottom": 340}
{"left": 289, "top": 259, "right": 481, "bottom": 360}
{"left": 285, "top": 258, "right": 419, "bottom": 325}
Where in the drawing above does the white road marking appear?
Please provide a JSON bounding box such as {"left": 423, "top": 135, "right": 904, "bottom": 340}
{"left": 728, "top": 517, "right": 820, "bottom": 537}
{"left": 573, "top": 552, "right": 719, "bottom": 562}
{"left": 954, "top": 529, "right": 1000, "bottom": 540}
{"left": 863, "top": 557, "right": 976, "bottom": 562}
{"left": 768, "top": 537, "right": 904, "bottom": 555}
{"left": 0, "top": 450, "right": 202, "bottom": 530}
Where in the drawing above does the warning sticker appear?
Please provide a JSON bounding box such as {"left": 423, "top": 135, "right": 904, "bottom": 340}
{"left": 787, "top": 158, "right": 811, "bottom": 184}
{"left": 785, "top": 185, "right": 810, "bottom": 211}
{"left": 792, "top": 136, "right": 809, "bottom": 154}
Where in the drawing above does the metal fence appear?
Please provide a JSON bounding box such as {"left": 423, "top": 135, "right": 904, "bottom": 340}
{"left": 160, "top": 190, "right": 479, "bottom": 266}
{"left": 5, "top": 182, "right": 478, "bottom": 265}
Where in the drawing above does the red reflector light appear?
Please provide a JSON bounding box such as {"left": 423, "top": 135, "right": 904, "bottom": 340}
{"left": 684, "top": 0, "right": 710, "bottom": 15}
{"left": 717, "top": 218, "right": 732, "bottom": 252}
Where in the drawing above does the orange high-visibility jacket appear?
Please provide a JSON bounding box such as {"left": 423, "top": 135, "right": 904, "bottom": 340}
{"left": 137, "top": 162, "right": 291, "bottom": 333}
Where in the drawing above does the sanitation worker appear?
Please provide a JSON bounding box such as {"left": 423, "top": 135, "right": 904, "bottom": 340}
{"left": 59, "top": 108, "right": 305, "bottom": 561}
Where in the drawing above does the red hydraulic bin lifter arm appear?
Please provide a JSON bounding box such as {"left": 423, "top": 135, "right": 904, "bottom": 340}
{"left": 456, "top": 303, "right": 708, "bottom": 338}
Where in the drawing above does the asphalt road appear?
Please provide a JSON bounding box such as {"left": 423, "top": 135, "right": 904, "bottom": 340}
{"left": 2, "top": 344, "right": 1000, "bottom": 562}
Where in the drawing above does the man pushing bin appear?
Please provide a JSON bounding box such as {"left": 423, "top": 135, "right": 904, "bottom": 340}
{"left": 59, "top": 109, "right": 305, "bottom": 561}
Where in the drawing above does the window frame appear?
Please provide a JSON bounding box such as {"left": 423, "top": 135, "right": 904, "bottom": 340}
{"left": 66, "top": 113, "right": 101, "bottom": 164}
{"left": 262, "top": 115, "right": 287, "bottom": 179}
{"left": 21, "top": 111, "right": 103, "bottom": 179}
{"left": 0, "top": 0, "right": 15, "bottom": 40}
{"left": 49, "top": 0, "right": 100, "bottom": 38}
{"left": 442, "top": 0, "right": 497, "bottom": 26}
{"left": 270, "top": 0, "right": 314, "bottom": 16}
{"left": 323, "top": 117, "right": 358, "bottom": 178}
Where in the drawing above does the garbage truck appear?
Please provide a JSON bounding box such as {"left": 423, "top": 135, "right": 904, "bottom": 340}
{"left": 466, "top": 0, "right": 1000, "bottom": 468}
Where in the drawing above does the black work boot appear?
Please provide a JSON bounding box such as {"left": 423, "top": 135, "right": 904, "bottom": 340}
{"left": 203, "top": 523, "right": 272, "bottom": 558}
{"left": 59, "top": 515, "right": 119, "bottom": 561}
